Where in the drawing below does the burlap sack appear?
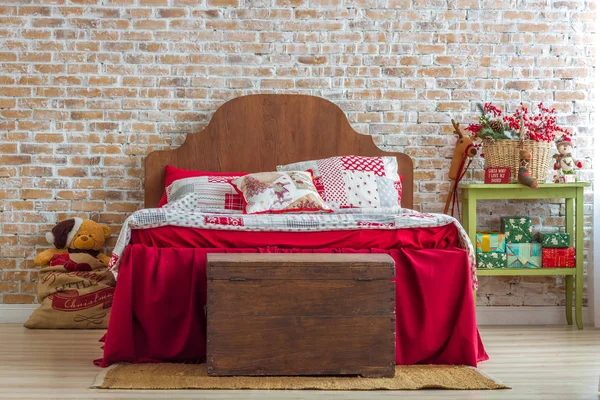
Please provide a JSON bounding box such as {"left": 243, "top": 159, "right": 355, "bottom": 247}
{"left": 25, "top": 253, "right": 116, "bottom": 329}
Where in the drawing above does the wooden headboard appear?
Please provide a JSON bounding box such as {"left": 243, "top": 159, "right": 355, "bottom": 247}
{"left": 145, "top": 94, "right": 414, "bottom": 209}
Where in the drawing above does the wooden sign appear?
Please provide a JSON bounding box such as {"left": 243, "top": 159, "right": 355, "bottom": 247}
{"left": 485, "top": 167, "right": 511, "bottom": 184}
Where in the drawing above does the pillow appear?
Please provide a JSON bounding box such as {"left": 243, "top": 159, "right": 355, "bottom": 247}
{"left": 157, "top": 166, "right": 246, "bottom": 207}
{"left": 277, "top": 156, "right": 402, "bottom": 209}
{"left": 230, "top": 171, "right": 332, "bottom": 214}
{"left": 164, "top": 175, "right": 245, "bottom": 212}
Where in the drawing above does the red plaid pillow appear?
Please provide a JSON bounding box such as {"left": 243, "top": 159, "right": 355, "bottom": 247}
{"left": 158, "top": 166, "right": 246, "bottom": 207}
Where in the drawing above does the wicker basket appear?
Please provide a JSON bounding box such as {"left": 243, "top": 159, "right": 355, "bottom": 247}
{"left": 482, "top": 140, "right": 552, "bottom": 183}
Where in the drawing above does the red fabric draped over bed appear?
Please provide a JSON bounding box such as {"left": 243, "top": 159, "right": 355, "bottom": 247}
{"left": 97, "top": 225, "right": 488, "bottom": 367}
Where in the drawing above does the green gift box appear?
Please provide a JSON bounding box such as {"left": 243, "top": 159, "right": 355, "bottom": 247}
{"left": 477, "top": 253, "right": 508, "bottom": 269}
{"left": 506, "top": 242, "right": 542, "bottom": 269}
{"left": 537, "top": 232, "right": 571, "bottom": 248}
{"left": 501, "top": 217, "right": 533, "bottom": 243}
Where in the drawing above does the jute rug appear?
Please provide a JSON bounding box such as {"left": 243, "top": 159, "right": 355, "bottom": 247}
{"left": 92, "top": 363, "right": 509, "bottom": 390}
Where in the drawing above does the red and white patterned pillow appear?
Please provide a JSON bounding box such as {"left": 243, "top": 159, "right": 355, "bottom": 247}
{"left": 277, "top": 156, "right": 402, "bottom": 209}
{"left": 230, "top": 171, "right": 332, "bottom": 214}
{"left": 158, "top": 166, "right": 246, "bottom": 207}
{"left": 164, "top": 175, "right": 244, "bottom": 212}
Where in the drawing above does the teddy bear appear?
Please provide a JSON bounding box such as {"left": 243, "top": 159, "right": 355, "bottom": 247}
{"left": 34, "top": 218, "right": 112, "bottom": 267}
{"left": 553, "top": 136, "right": 583, "bottom": 177}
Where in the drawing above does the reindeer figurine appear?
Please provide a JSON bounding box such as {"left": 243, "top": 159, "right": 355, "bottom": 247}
{"left": 443, "top": 119, "right": 477, "bottom": 216}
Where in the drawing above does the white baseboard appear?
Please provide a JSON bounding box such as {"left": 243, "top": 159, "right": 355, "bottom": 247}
{"left": 0, "top": 304, "right": 37, "bottom": 323}
{"left": 477, "top": 306, "right": 591, "bottom": 326}
{"left": 0, "top": 304, "right": 591, "bottom": 326}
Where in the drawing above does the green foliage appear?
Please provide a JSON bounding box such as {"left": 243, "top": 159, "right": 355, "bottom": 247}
{"left": 478, "top": 127, "right": 512, "bottom": 141}
{"left": 477, "top": 103, "right": 485, "bottom": 116}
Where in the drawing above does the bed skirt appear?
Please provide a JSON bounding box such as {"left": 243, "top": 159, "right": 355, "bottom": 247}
{"left": 97, "top": 230, "right": 487, "bottom": 367}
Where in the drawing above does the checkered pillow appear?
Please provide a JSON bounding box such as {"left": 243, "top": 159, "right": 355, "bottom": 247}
{"left": 158, "top": 166, "right": 246, "bottom": 207}
{"left": 164, "top": 176, "right": 243, "bottom": 212}
{"left": 277, "top": 156, "right": 402, "bottom": 209}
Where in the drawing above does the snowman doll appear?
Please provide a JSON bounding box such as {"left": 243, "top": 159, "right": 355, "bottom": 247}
{"left": 552, "top": 135, "right": 583, "bottom": 183}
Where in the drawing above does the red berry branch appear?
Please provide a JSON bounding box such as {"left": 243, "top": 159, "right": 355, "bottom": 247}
{"left": 502, "top": 103, "right": 571, "bottom": 142}
{"left": 466, "top": 102, "right": 571, "bottom": 143}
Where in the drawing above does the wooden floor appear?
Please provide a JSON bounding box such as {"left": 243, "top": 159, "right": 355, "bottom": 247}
{"left": 0, "top": 324, "right": 599, "bottom": 399}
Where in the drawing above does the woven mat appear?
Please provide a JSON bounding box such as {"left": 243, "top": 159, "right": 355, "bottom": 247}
{"left": 92, "top": 363, "right": 509, "bottom": 390}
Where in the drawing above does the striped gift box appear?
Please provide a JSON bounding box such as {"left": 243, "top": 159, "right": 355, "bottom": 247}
{"left": 542, "top": 248, "right": 575, "bottom": 268}
{"left": 476, "top": 232, "right": 506, "bottom": 253}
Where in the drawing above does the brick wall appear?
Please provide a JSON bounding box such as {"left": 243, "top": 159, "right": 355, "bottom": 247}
{"left": 0, "top": 1, "right": 595, "bottom": 305}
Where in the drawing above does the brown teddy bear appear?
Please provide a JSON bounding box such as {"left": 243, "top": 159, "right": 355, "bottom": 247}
{"left": 34, "top": 218, "right": 112, "bottom": 267}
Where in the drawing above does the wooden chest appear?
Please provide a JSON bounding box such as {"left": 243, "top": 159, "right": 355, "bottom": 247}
{"left": 206, "top": 253, "right": 396, "bottom": 377}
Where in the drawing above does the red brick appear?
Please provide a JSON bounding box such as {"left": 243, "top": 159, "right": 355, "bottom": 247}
{"left": 0, "top": 87, "right": 31, "bottom": 97}
{"left": 134, "top": 20, "right": 166, "bottom": 30}
{"left": 70, "top": 111, "right": 103, "bottom": 120}
{"left": 207, "top": 0, "right": 239, "bottom": 5}
{"left": 2, "top": 224, "right": 37, "bottom": 234}
{"left": 298, "top": 56, "right": 327, "bottom": 65}
{"left": 20, "top": 282, "right": 37, "bottom": 293}
{"left": 0, "top": 189, "right": 18, "bottom": 199}
{"left": 71, "top": 201, "right": 104, "bottom": 211}
{"left": 505, "top": 81, "right": 538, "bottom": 90}
{"left": 518, "top": 23, "right": 550, "bottom": 32}
{"left": 32, "top": 18, "right": 63, "bottom": 27}
{"left": 158, "top": 8, "right": 187, "bottom": 17}
{"left": 3, "top": 294, "right": 35, "bottom": 304}
{"left": 21, "top": 189, "right": 53, "bottom": 199}
{"left": 0, "top": 155, "right": 30, "bottom": 165}
{"left": 0, "top": 260, "right": 16, "bottom": 270}
{"left": 73, "top": 179, "right": 103, "bottom": 189}
{"left": 555, "top": 68, "right": 589, "bottom": 78}
{"left": 0, "top": 282, "right": 18, "bottom": 292}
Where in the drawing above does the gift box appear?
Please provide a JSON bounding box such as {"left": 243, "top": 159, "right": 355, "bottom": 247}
{"left": 477, "top": 252, "right": 508, "bottom": 269}
{"left": 553, "top": 173, "right": 577, "bottom": 183}
{"left": 501, "top": 217, "right": 533, "bottom": 243}
{"left": 537, "top": 232, "right": 571, "bottom": 248}
{"left": 476, "top": 232, "right": 506, "bottom": 253}
{"left": 506, "top": 242, "right": 542, "bottom": 269}
{"left": 542, "top": 248, "right": 575, "bottom": 268}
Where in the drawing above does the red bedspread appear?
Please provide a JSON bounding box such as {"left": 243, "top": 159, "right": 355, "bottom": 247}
{"left": 98, "top": 225, "right": 488, "bottom": 367}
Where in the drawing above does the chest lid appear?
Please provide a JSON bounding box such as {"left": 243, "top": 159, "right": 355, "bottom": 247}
{"left": 207, "top": 253, "right": 395, "bottom": 281}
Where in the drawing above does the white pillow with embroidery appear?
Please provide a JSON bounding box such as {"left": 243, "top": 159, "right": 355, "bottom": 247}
{"left": 230, "top": 171, "right": 332, "bottom": 215}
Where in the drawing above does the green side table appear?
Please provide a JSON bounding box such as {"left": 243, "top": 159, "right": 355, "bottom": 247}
{"left": 459, "top": 182, "right": 590, "bottom": 329}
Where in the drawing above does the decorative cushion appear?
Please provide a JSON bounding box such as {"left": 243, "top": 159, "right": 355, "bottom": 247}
{"left": 158, "top": 166, "right": 246, "bottom": 207}
{"left": 230, "top": 171, "right": 332, "bottom": 214}
{"left": 277, "top": 156, "right": 402, "bottom": 209}
{"left": 164, "top": 175, "right": 245, "bottom": 212}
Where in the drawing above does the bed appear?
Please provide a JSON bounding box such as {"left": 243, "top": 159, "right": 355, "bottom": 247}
{"left": 97, "top": 94, "right": 488, "bottom": 367}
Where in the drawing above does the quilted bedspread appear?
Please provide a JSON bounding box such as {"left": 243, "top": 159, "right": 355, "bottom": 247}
{"left": 108, "top": 206, "right": 477, "bottom": 290}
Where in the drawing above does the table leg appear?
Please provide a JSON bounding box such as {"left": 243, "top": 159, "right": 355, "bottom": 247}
{"left": 461, "top": 197, "right": 469, "bottom": 233}
{"left": 565, "top": 275, "right": 573, "bottom": 325}
{"left": 575, "top": 188, "right": 584, "bottom": 329}
{"left": 463, "top": 196, "right": 477, "bottom": 307}
{"left": 565, "top": 197, "right": 574, "bottom": 326}
{"left": 466, "top": 197, "right": 477, "bottom": 249}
